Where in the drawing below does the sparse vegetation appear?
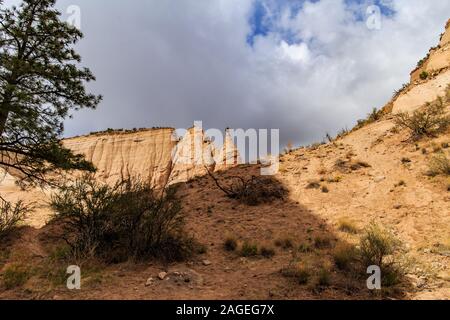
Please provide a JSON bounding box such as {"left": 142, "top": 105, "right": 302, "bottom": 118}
{"left": 393, "top": 83, "right": 409, "bottom": 99}
{"left": 338, "top": 218, "right": 359, "bottom": 234}
{"left": 260, "top": 246, "right": 276, "bottom": 258}
{"left": 224, "top": 237, "right": 238, "bottom": 252}
{"left": 334, "top": 158, "right": 371, "bottom": 173}
{"left": 394, "top": 97, "right": 450, "bottom": 140}
{"left": 327, "top": 176, "right": 342, "bottom": 183}
{"left": 240, "top": 242, "right": 258, "bottom": 257}
{"left": 350, "top": 160, "right": 371, "bottom": 171}
{"left": 314, "top": 235, "right": 333, "bottom": 249}
{"left": 316, "top": 267, "right": 332, "bottom": 287}
{"left": 1, "top": 264, "right": 30, "bottom": 290}
{"left": 281, "top": 263, "right": 311, "bottom": 285}
{"left": 207, "top": 168, "right": 288, "bottom": 206}
{"left": 333, "top": 243, "right": 359, "bottom": 271}
{"left": 51, "top": 175, "right": 195, "bottom": 263}
{"left": 367, "top": 107, "right": 382, "bottom": 124}
{"left": 426, "top": 152, "right": 450, "bottom": 176}
{"left": 401, "top": 157, "right": 411, "bottom": 164}
{"left": 306, "top": 180, "right": 321, "bottom": 189}
{"left": 0, "top": 197, "right": 29, "bottom": 238}
{"left": 298, "top": 243, "right": 313, "bottom": 253}
{"left": 360, "top": 223, "right": 400, "bottom": 267}
{"left": 336, "top": 128, "right": 349, "bottom": 139}
{"left": 395, "top": 180, "right": 407, "bottom": 187}
{"left": 275, "top": 237, "right": 294, "bottom": 249}
{"left": 359, "top": 223, "right": 404, "bottom": 286}
{"left": 419, "top": 71, "right": 429, "bottom": 80}
{"left": 417, "top": 56, "right": 427, "bottom": 68}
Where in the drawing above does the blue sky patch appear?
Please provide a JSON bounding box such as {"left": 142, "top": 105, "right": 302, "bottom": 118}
{"left": 247, "top": 0, "right": 396, "bottom": 46}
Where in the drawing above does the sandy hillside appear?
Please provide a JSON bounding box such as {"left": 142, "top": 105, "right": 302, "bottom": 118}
{"left": 0, "top": 21, "right": 449, "bottom": 301}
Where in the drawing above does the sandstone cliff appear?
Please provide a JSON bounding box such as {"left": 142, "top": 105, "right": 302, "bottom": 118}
{"left": 392, "top": 19, "right": 450, "bottom": 114}
{"left": 63, "top": 125, "right": 239, "bottom": 187}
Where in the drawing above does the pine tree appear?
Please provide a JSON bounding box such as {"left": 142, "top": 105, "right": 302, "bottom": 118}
{"left": 0, "top": 0, "right": 102, "bottom": 187}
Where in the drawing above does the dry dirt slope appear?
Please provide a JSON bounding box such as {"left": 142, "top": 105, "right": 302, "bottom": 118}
{"left": 0, "top": 21, "right": 449, "bottom": 300}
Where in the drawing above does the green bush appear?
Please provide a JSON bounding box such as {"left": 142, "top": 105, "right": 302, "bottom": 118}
{"left": 394, "top": 97, "right": 450, "bottom": 140}
{"left": 275, "top": 237, "right": 294, "bottom": 249}
{"left": 359, "top": 223, "right": 400, "bottom": 268}
{"left": 314, "top": 235, "right": 333, "bottom": 249}
{"left": 298, "top": 243, "right": 313, "bottom": 253}
{"left": 338, "top": 218, "right": 359, "bottom": 234}
{"left": 316, "top": 267, "right": 331, "bottom": 287}
{"left": 207, "top": 170, "right": 288, "bottom": 206}
{"left": 0, "top": 198, "right": 29, "bottom": 238}
{"left": 367, "top": 107, "right": 382, "bottom": 123}
{"left": 2, "top": 264, "right": 30, "bottom": 289}
{"left": 281, "top": 264, "right": 310, "bottom": 285}
{"left": 358, "top": 224, "right": 406, "bottom": 287}
{"left": 260, "top": 246, "right": 275, "bottom": 258}
{"left": 419, "top": 71, "right": 429, "bottom": 80}
{"left": 51, "top": 175, "right": 194, "bottom": 263}
{"left": 333, "top": 243, "right": 359, "bottom": 270}
{"left": 240, "top": 242, "right": 258, "bottom": 257}
{"left": 224, "top": 237, "right": 238, "bottom": 252}
{"left": 427, "top": 152, "right": 450, "bottom": 176}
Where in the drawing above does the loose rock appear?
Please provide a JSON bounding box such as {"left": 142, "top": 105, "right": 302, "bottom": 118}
{"left": 158, "top": 272, "right": 167, "bottom": 280}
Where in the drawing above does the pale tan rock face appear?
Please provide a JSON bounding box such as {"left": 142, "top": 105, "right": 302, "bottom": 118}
{"left": 439, "top": 19, "right": 450, "bottom": 47}
{"left": 62, "top": 126, "right": 239, "bottom": 187}
{"left": 63, "top": 128, "right": 178, "bottom": 187}
{"left": 392, "top": 70, "right": 450, "bottom": 114}
{"left": 393, "top": 20, "right": 450, "bottom": 114}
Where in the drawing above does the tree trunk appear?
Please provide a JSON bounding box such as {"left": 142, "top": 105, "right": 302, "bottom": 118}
{"left": 0, "top": 108, "right": 9, "bottom": 137}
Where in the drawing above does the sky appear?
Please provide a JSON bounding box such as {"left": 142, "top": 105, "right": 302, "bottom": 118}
{"left": 4, "top": 0, "right": 450, "bottom": 148}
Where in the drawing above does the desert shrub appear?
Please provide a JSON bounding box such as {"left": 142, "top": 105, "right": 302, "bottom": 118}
{"left": 240, "top": 242, "right": 258, "bottom": 257}
{"left": 0, "top": 197, "right": 29, "bottom": 238}
{"left": 260, "top": 246, "right": 275, "bottom": 258}
{"left": 1, "top": 264, "right": 30, "bottom": 289}
{"left": 298, "top": 243, "right": 313, "bottom": 253}
{"left": 338, "top": 218, "right": 358, "bottom": 234}
{"left": 275, "top": 237, "right": 294, "bottom": 249}
{"left": 419, "top": 71, "right": 429, "bottom": 80}
{"left": 224, "top": 237, "right": 238, "bottom": 252}
{"left": 51, "top": 175, "right": 194, "bottom": 263}
{"left": 417, "top": 56, "right": 428, "bottom": 68}
{"left": 394, "top": 98, "right": 450, "bottom": 140}
{"left": 333, "top": 243, "right": 359, "bottom": 270}
{"left": 327, "top": 176, "right": 342, "bottom": 183}
{"left": 426, "top": 152, "right": 450, "bottom": 176}
{"left": 336, "top": 128, "right": 349, "bottom": 139}
{"left": 321, "top": 186, "right": 329, "bottom": 193}
{"left": 367, "top": 107, "right": 382, "bottom": 123}
{"left": 313, "top": 235, "right": 333, "bottom": 249}
{"left": 359, "top": 224, "right": 406, "bottom": 287}
{"left": 393, "top": 83, "right": 409, "bottom": 99}
{"left": 359, "top": 223, "right": 400, "bottom": 268}
{"left": 306, "top": 180, "right": 321, "bottom": 189}
{"left": 401, "top": 157, "right": 411, "bottom": 164}
{"left": 207, "top": 169, "right": 288, "bottom": 206}
{"left": 381, "top": 264, "right": 404, "bottom": 287}
{"left": 316, "top": 267, "right": 332, "bottom": 287}
{"left": 281, "top": 264, "right": 311, "bottom": 285}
